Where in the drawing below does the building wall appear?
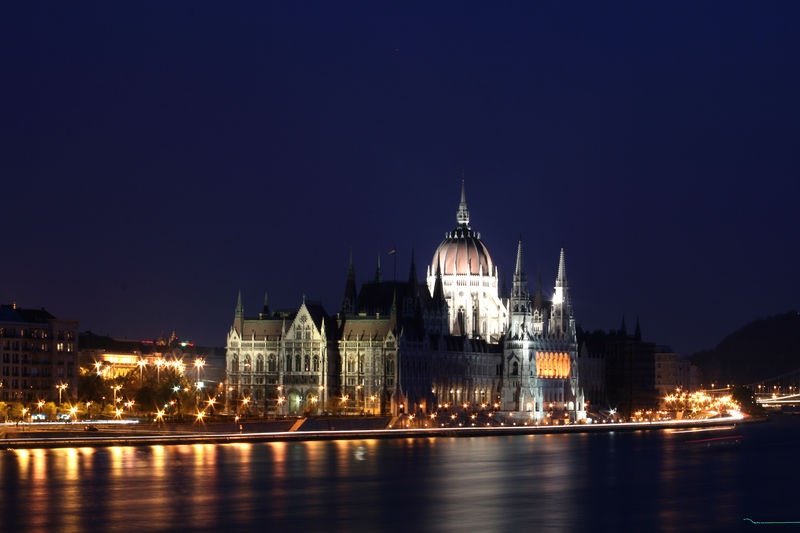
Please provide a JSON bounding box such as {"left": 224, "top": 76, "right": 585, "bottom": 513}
{"left": 0, "top": 306, "right": 78, "bottom": 403}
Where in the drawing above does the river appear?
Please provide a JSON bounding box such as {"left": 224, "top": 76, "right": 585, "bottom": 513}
{"left": 0, "top": 416, "right": 796, "bottom": 532}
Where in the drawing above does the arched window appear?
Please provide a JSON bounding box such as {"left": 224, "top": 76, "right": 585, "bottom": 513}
{"left": 286, "top": 354, "right": 292, "bottom": 372}
{"left": 268, "top": 354, "right": 276, "bottom": 372}
{"left": 244, "top": 355, "right": 252, "bottom": 372}
{"left": 358, "top": 354, "right": 364, "bottom": 374}
{"left": 256, "top": 355, "right": 264, "bottom": 372}
{"left": 294, "top": 355, "right": 301, "bottom": 372}
{"left": 231, "top": 354, "right": 239, "bottom": 373}
{"left": 347, "top": 358, "right": 354, "bottom": 373}
{"left": 313, "top": 356, "right": 319, "bottom": 372}
{"left": 304, "top": 355, "right": 310, "bottom": 372}
{"left": 385, "top": 357, "right": 394, "bottom": 375}
{"left": 512, "top": 361, "right": 519, "bottom": 376}
{"left": 305, "top": 326, "right": 311, "bottom": 340}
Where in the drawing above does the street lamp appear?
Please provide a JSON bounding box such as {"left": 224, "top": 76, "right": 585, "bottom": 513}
{"left": 56, "top": 383, "right": 68, "bottom": 405}
{"left": 112, "top": 384, "right": 122, "bottom": 404}
{"left": 155, "top": 358, "right": 165, "bottom": 383}
{"left": 94, "top": 361, "right": 103, "bottom": 376}
{"left": 194, "top": 358, "right": 205, "bottom": 384}
{"left": 137, "top": 359, "right": 147, "bottom": 386}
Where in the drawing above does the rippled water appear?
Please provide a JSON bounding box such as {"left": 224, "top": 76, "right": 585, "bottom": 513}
{"left": 1, "top": 418, "right": 797, "bottom": 532}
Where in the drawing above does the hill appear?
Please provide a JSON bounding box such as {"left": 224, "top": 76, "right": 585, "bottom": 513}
{"left": 690, "top": 311, "right": 800, "bottom": 384}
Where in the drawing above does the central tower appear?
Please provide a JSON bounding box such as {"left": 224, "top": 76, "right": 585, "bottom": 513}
{"left": 427, "top": 181, "right": 508, "bottom": 340}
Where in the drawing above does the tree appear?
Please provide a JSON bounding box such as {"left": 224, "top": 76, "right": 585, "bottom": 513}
{"left": 731, "top": 385, "right": 763, "bottom": 416}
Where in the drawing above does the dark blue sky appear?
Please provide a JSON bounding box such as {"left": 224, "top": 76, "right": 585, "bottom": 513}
{"left": 2, "top": 2, "right": 798, "bottom": 353}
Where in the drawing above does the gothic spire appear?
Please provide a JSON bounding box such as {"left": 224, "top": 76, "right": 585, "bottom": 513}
{"left": 408, "top": 247, "right": 418, "bottom": 289}
{"left": 456, "top": 179, "right": 470, "bottom": 226}
{"left": 620, "top": 315, "right": 628, "bottom": 336}
{"left": 556, "top": 244, "right": 567, "bottom": 287}
{"left": 235, "top": 289, "right": 243, "bottom": 318}
{"left": 514, "top": 235, "right": 525, "bottom": 279}
{"left": 263, "top": 291, "right": 269, "bottom": 316}
{"left": 374, "top": 253, "right": 382, "bottom": 283}
{"left": 634, "top": 316, "right": 642, "bottom": 341}
{"left": 432, "top": 260, "right": 445, "bottom": 303}
{"left": 341, "top": 249, "right": 357, "bottom": 314}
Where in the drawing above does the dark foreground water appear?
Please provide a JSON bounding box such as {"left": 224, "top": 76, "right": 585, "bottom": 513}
{"left": 0, "top": 417, "right": 797, "bottom": 532}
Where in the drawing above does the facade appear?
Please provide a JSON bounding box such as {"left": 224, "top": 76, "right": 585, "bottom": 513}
{"left": 0, "top": 303, "right": 78, "bottom": 403}
{"left": 78, "top": 332, "right": 223, "bottom": 384}
{"left": 225, "top": 294, "right": 338, "bottom": 415}
{"left": 226, "top": 184, "right": 588, "bottom": 421}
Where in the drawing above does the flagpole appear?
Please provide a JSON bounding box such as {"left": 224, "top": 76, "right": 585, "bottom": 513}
{"left": 393, "top": 248, "right": 397, "bottom": 282}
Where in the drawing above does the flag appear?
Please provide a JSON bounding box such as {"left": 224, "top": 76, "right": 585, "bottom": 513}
{"left": 388, "top": 248, "right": 397, "bottom": 255}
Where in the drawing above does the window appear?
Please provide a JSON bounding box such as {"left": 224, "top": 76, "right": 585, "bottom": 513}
{"left": 313, "top": 356, "right": 319, "bottom": 372}
{"left": 256, "top": 355, "right": 264, "bottom": 372}
{"left": 512, "top": 361, "right": 519, "bottom": 376}
{"left": 385, "top": 358, "right": 394, "bottom": 375}
{"left": 304, "top": 355, "right": 310, "bottom": 372}
{"left": 358, "top": 355, "right": 363, "bottom": 374}
{"left": 294, "top": 355, "right": 301, "bottom": 372}
{"left": 286, "top": 354, "right": 291, "bottom": 372}
{"left": 268, "top": 354, "right": 276, "bottom": 372}
{"left": 232, "top": 355, "right": 239, "bottom": 373}
{"left": 347, "top": 358, "right": 355, "bottom": 373}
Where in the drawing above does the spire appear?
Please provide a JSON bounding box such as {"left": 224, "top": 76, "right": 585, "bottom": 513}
{"left": 514, "top": 235, "right": 525, "bottom": 278}
{"left": 432, "top": 260, "right": 445, "bottom": 303}
{"left": 408, "top": 248, "right": 418, "bottom": 289}
{"left": 235, "top": 290, "right": 243, "bottom": 318}
{"left": 620, "top": 315, "right": 628, "bottom": 336}
{"left": 511, "top": 235, "right": 530, "bottom": 316}
{"left": 263, "top": 291, "right": 269, "bottom": 316}
{"left": 456, "top": 179, "right": 470, "bottom": 226}
{"left": 556, "top": 245, "right": 567, "bottom": 287}
{"left": 634, "top": 317, "right": 642, "bottom": 341}
{"left": 342, "top": 249, "right": 357, "bottom": 313}
{"left": 374, "top": 253, "right": 382, "bottom": 282}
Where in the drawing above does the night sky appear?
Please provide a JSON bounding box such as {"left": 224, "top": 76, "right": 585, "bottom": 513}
{"left": 3, "top": 2, "right": 798, "bottom": 354}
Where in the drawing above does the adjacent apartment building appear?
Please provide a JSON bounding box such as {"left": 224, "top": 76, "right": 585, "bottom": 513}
{"left": 0, "top": 303, "right": 78, "bottom": 403}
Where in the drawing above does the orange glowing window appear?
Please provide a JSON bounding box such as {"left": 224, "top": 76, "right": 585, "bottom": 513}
{"left": 535, "top": 351, "right": 570, "bottom": 379}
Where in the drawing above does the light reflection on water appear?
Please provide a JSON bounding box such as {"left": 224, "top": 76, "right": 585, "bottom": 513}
{"left": 0, "top": 419, "right": 797, "bottom": 532}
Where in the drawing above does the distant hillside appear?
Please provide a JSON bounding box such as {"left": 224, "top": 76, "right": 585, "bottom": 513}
{"left": 690, "top": 311, "right": 800, "bottom": 384}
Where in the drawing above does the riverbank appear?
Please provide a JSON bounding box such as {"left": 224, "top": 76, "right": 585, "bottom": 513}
{"left": 0, "top": 413, "right": 765, "bottom": 449}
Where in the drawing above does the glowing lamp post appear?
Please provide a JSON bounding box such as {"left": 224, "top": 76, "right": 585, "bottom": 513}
{"left": 56, "top": 383, "right": 68, "bottom": 405}
{"left": 137, "top": 359, "right": 147, "bottom": 386}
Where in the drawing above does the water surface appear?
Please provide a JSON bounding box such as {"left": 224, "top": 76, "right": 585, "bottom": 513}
{"left": 1, "top": 418, "right": 796, "bottom": 532}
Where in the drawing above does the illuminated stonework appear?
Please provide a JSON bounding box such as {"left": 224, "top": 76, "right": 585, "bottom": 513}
{"left": 426, "top": 181, "right": 508, "bottom": 341}
{"left": 536, "top": 351, "right": 571, "bottom": 379}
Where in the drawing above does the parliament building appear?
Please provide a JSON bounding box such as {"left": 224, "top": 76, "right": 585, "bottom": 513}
{"left": 225, "top": 183, "right": 586, "bottom": 421}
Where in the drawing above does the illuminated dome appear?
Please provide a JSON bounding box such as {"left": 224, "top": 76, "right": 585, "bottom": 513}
{"left": 432, "top": 226, "right": 493, "bottom": 276}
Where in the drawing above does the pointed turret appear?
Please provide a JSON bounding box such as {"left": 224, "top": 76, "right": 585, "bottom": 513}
{"left": 235, "top": 289, "right": 244, "bottom": 319}
{"left": 556, "top": 245, "right": 567, "bottom": 288}
{"left": 456, "top": 179, "right": 470, "bottom": 227}
{"left": 233, "top": 290, "right": 244, "bottom": 335}
{"left": 341, "top": 250, "right": 357, "bottom": 314}
{"left": 634, "top": 316, "right": 642, "bottom": 341}
{"left": 263, "top": 291, "right": 269, "bottom": 315}
{"left": 550, "top": 246, "right": 572, "bottom": 335}
{"left": 620, "top": 315, "right": 628, "bottom": 337}
{"left": 374, "top": 253, "right": 382, "bottom": 283}
{"left": 408, "top": 248, "right": 418, "bottom": 290}
{"left": 432, "top": 260, "right": 445, "bottom": 303}
{"left": 509, "top": 236, "right": 531, "bottom": 336}
{"left": 511, "top": 236, "right": 529, "bottom": 304}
